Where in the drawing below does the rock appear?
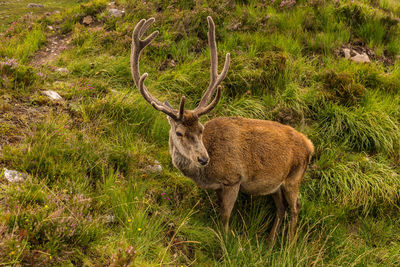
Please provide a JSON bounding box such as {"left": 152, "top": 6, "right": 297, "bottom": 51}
{"left": 82, "top": 15, "right": 93, "bottom": 25}
{"left": 56, "top": 67, "right": 69, "bottom": 74}
{"left": 47, "top": 25, "right": 53, "bottom": 30}
{"left": 108, "top": 8, "right": 125, "bottom": 17}
{"left": 27, "top": 3, "right": 44, "bottom": 8}
{"left": 3, "top": 168, "right": 27, "bottom": 183}
{"left": 42, "top": 90, "right": 63, "bottom": 101}
{"left": 342, "top": 48, "right": 351, "bottom": 59}
{"left": 145, "top": 160, "right": 162, "bottom": 173}
{"left": 351, "top": 53, "right": 370, "bottom": 63}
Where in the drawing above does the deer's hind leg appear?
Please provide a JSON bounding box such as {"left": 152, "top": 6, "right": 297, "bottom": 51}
{"left": 268, "top": 187, "right": 287, "bottom": 244}
{"left": 282, "top": 166, "right": 306, "bottom": 241}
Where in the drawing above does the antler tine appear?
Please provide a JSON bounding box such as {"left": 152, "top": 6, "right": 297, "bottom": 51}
{"left": 195, "top": 86, "right": 222, "bottom": 117}
{"left": 194, "top": 16, "right": 230, "bottom": 115}
{"left": 131, "top": 18, "right": 181, "bottom": 120}
{"left": 138, "top": 74, "right": 179, "bottom": 120}
{"left": 131, "top": 18, "right": 159, "bottom": 88}
{"left": 178, "top": 96, "right": 186, "bottom": 121}
{"left": 208, "top": 16, "right": 218, "bottom": 84}
{"left": 139, "top": 18, "right": 155, "bottom": 38}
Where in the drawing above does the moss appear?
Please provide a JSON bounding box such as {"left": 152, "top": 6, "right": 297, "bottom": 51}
{"left": 321, "top": 70, "right": 366, "bottom": 106}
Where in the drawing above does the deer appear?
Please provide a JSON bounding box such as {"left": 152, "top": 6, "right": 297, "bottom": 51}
{"left": 130, "top": 16, "right": 314, "bottom": 243}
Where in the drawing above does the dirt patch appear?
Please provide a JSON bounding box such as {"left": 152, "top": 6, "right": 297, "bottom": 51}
{"left": 31, "top": 33, "right": 72, "bottom": 65}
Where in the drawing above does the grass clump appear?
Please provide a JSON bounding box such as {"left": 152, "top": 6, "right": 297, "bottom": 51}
{"left": 311, "top": 150, "right": 400, "bottom": 214}
{"left": 224, "top": 51, "right": 287, "bottom": 97}
{"left": 317, "top": 103, "right": 398, "bottom": 154}
{"left": 0, "top": 58, "right": 38, "bottom": 92}
{"left": 1, "top": 27, "right": 46, "bottom": 63}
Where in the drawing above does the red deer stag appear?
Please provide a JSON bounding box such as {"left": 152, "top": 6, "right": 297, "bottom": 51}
{"left": 130, "top": 17, "right": 314, "bottom": 243}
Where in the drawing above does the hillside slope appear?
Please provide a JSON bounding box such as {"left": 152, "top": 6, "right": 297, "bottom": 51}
{"left": 1, "top": 0, "right": 400, "bottom": 265}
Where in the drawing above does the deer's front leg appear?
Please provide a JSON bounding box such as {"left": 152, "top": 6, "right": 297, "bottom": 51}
{"left": 216, "top": 185, "right": 240, "bottom": 233}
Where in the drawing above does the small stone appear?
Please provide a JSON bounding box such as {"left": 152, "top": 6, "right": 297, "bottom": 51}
{"left": 82, "top": 15, "right": 93, "bottom": 25}
{"left": 342, "top": 48, "right": 351, "bottom": 59}
{"left": 47, "top": 25, "right": 53, "bottom": 30}
{"left": 229, "top": 22, "right": 241, "bottom": 31}
{"left": 104, "top": 214, "right": 115, "bottom": 223}
{"left": 351, "top": 53, "right": 370, "bottom": 63}
{"left": 56, "top": 67, "right": 69, "bottom": 74}
{"left": 27, "top": 3, "right": 44, "bottom": 8}
{"left": 145, "top": 160, "right": 162, "bottom": 173}
{"left": 42, "top": 90, "right": 63, "bottom": 101}
{"left": 3, "top": 168, "right": 27, "bottom": 183}
{"left": 108, "top": 8, "right": 125, "bottom": 17}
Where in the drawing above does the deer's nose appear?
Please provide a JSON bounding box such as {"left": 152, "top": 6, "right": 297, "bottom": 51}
{"left": 197, "top": 156, "right": 209, "bottom": 166}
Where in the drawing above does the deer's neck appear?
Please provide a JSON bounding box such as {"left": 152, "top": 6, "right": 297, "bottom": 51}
{"left": 169, "top": 136, "right": 218, "bottom": 189}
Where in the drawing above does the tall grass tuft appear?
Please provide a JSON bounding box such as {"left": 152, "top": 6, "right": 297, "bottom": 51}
{"left": 317, "top": 103, "right": 398, "bottom": 154}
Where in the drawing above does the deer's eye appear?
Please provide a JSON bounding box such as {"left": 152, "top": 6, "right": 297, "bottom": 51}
{"left": 176, "top": 131, "right": 183, "bottom": 137}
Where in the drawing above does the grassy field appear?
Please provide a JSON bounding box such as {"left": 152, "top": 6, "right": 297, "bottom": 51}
{"left": 1, "top": 0, "right": 400, "bottom": 265}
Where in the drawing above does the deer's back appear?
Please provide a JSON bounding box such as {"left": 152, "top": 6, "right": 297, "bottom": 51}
{"left": 203, "top": 117, "right": 313, "bottom": 194}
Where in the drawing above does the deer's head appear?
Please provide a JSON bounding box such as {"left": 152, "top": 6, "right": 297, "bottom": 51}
{"left": 131, "top": 17, "right": 230, "bottom": 167}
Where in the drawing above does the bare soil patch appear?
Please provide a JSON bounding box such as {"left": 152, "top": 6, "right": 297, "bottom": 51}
{"left": 0, "top": 97, "right": 49, "bottom": 152}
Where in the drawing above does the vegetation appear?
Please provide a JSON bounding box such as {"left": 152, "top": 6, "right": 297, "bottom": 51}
{"left": 1, "top": 0, "right": 400, "bottom": 265}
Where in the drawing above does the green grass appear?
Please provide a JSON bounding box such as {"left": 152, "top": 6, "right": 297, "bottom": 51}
{"left": 0, "top": 0, "right": 80, "bottom": 32}
{"left": 1, "top": 0, "right": 400, "bottom": 265}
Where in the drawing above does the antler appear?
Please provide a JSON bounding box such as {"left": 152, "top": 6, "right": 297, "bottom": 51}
{"left": 131, "top": 18, "right": 185, "bottom": 121}
{"left": 131, "top": 17, "right": 230, "bottom": 120}
{"left": 193, "top": 16, "right": 230, "bottom": 117}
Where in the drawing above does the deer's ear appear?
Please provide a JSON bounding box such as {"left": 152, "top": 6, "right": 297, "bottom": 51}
{"left": 166, "top": 114, "right": 175, "bottom": 126}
